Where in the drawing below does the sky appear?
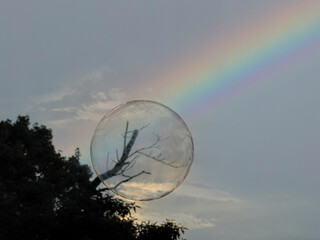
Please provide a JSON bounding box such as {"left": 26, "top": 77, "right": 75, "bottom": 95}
{"left": 1, "top": 1, "right": 320, "bottom": 239}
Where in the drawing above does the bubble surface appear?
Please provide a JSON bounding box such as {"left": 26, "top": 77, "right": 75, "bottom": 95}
{"left": 90, "top": 100, "right": 194, "bottom": 201}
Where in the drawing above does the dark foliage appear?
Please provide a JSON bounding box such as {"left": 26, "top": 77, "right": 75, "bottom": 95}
{"left": 0, "top": 116, "right": 186, "bottom": 240}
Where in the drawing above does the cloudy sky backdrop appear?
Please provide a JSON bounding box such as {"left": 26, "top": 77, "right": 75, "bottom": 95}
{"left": 1, "top": 1, "right": 320, "bottom": 239}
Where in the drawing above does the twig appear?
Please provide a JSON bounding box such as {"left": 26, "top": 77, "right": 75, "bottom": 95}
{"left": 112, "top": 170, "right": 151, "bottom": 190}
{"left": 123, "top": 121, "right": 129, "bottom": 153}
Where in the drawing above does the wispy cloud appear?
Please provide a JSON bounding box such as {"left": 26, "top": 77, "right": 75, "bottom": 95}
{"left": 34, "top": 88, "right": 78, "bottom": 104}
{"left": 138, "top": 212, "right": 216, "bottom": 230}
{"left": 33, "top": 65, "right": 117, "bottom": 105}
{"left": 31, "top": 65, "right": 127, "bottom": 127}
{"left": 48, "top": 89, "right": 127, "bottom": 127}
{"left": 133, "top": 182, "right": 243, "bottom": 230}
{"left": 27, "top": 66, "right": 127, "bottom": 158}
{"left": 174, "top": 183, "right": 241, "bottom": 203}
{"left": 50, "top": 107, "right": 78, "bottom": 113}
{"left": 76, "top": 66, "right": 116, "bottom": 84}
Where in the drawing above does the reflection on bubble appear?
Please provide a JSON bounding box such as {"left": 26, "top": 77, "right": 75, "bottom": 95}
{"left": 90, "top": 100, "right": 194, "bottom": 201}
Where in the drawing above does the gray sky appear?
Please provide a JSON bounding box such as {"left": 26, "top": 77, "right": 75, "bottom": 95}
{"left": 1, "top": 1, "right": 320, "bottom": 239}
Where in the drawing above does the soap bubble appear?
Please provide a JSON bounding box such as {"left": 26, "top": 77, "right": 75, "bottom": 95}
{"left": 90, "top": 100, "right": 193, "bottom": 201}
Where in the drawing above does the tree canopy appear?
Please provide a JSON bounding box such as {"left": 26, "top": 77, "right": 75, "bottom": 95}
{"left": 0, "top": 116, "right": 186, "bottom": 240}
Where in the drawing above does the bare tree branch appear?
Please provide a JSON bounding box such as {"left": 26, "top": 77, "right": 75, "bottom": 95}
{"left": 134, "top": 151, "right": 180, "bottom": 168}
{"left": 112, "top": 170, "right": 151, "bottom": 190}
{"left": 116, "top": 149, "right": 119, "bottom": 162}
{"left": 123, "top": 121, "right": 129, "bottom": 152}
{"left": 127, "top": 123, "right": 150, "bottom": 133}
{"left": 127, "top": 134, "right": 164, "bottom": 158}
{"left": 91, "top": 121, "right": 181, "bottom": 190}
{"left": 106, "top": 152, "right": 109, "bottom": 171}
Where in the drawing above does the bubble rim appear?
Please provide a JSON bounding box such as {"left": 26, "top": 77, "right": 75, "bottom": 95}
{"left": 90, "top": 99, "right": 194, "bottom": 201}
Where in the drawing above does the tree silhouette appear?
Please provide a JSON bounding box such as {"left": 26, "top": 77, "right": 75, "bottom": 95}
{"left": 0, "top": 116, "right": 187, "bottom": 240}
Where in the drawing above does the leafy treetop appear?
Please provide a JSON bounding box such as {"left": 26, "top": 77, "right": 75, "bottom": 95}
{"left": 0, "top": 116, "right": 186, "bottom": 240}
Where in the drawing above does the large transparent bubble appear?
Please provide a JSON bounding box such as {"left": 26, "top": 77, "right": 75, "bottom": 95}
{"left": 90, "top": 100, "right": 194, "bottom": 201}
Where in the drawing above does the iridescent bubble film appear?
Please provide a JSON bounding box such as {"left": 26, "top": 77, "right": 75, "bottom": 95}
{"left": 91, "top": 100, "right": 194, "bottom": 201}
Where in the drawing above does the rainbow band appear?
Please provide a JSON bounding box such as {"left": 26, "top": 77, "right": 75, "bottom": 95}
{"left": 90, "top": 3, "right": 320, "bottom": 200}
{"left": 140, "top": 2, "right": 320, "bottom": 117}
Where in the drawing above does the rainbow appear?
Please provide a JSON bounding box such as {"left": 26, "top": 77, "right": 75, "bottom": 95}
{"left": 138, "top": 2, "right": 320, "bottom": 119}
{"left": 84, "top": 2, "right": 320, "bottom": 200}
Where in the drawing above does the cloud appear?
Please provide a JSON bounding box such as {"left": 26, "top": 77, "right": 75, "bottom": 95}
{"left": 33, "top": 65, "right": 117, "bottom": 105}
{"left": 119, "top": 182, "right": 169, "bottom": 197}
{"left": 48, "top": 88, "right": 127, "bottom": 127}
{"left": 138, "top": 212, "right": 216, "bottom": 230}
{"left": 50, "top": 107, "right": 78, "bottom": 113}
{"left": 30, "top": 64, "right": 128, "bottom": 128}
{"left": 76, "top": 66, "right": 116, "bottom": 84}
{"left": 174, "top": 183, "right": 241, "bottom": 203}
{"left": 92, "top": 91, "right": 108, "bottom": 100}
{"left": 34, "top": 88, "right": 78, "bottom": 104}
{"left": 26, "top": 66, "right": 128, "bottom": 158}
{"left": 131, "top": 182, "right": 243, "bottom": 230}
{"left": 46, "top": 118, "right": 75, "bottom": 127}
{"left": 113, "top": 181, "right": 241, "bottom": 204}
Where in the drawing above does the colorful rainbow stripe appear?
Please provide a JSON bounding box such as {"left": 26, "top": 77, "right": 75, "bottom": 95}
{"left": 139, "top": 2, "right": 320, "bottom": 118}
{"left": 88, "top": 3, "right": 320, "bottom": 200}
